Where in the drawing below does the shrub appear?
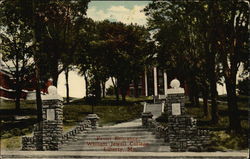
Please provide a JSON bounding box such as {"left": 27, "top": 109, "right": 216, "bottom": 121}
{"left": 237, "top": 78, "right": 249, "bottom": 96}
{"left": 106, "top": 86, "right": 115, "bottom": 96}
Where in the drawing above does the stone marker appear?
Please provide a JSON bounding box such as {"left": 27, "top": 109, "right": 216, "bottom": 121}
{"left": 166, "top": 79, "right": 210, "bottom": 152}
{"left": 86, "top": 114, "right": 100, "bottom": 129}
{"left": 22, "top": 85, "right": 63, "bottom": 151}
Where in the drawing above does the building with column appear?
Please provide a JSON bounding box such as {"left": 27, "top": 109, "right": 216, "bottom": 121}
{"left": 0, "top": 56, "right": 49, "bottom": 100}
{"left": 127, "top": 67, "right": 168, "bottom": 97}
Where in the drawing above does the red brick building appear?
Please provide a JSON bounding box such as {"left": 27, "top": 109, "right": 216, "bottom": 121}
{"left": 0, "top": 59, "right": 46, "bottom": 100}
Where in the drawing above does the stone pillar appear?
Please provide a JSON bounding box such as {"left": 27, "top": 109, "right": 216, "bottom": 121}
{"left": 86, "top": 114, "right": 100, "bottom": 129}
{"left": 166, "top": 79, "right": 187, "bottom": 152}
{"left": 39, "top": 86, "right": 63, "bottom": 151}
{"left": 153, "top": 67, "right": 158, "bottom": 96}
{"left": 166, "top": 79, "right": 185, "bottom": 116}
{"left": 141, "top": 112, "right": 153, "bottom": 128}
{"left": 166, "top": 79, "right": 210, "bottom": 152}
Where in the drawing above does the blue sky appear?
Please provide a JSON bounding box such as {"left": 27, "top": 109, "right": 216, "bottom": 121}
{"left": 86, "top": 1, "right": 150, "bottom": 25}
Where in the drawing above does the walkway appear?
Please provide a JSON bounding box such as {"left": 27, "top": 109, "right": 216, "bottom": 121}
{"left": 1, "top": 119, "right": 248, "bottom": 158}
{"left": 60, "top": 118, "right": 170, "bottom": 152}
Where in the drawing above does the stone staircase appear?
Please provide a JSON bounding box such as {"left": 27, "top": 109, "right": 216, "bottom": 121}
{"left": 144, "top": 103, "right": 163, "bottom": 119}
{"left": 2, "top": 119, "right": 248, "bottom": 159}
{"left": 60, "top": 124, "right": 170, "bottom": 152}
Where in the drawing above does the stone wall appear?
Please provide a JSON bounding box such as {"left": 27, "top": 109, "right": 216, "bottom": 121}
{"left": 22, "top": 136, "right": 36, "bottom": 151}
{"left": 41, "top": 100, "right": 63, "bottom": 150}
{"left": 142, "top": 79, "right": 211, "bottom": 152}
{"left": 61, "top": 120, "right": 91, "bottom": 144}
{"left": 22, "top": 119, "right": 92, "bottom": 150}
{"left": 22, "top": 86, "right": 97, "bottom": 151}
{"left": 168, "top": 115, "right": 210, "bottom": 152}
{"left": 147, "top": 119, "right": 169, "bottom": 142}
{"left": 22, "top": 99, "right": 64, "bottom": 151}
{"left": 165, "top": 93, "right": 186, "bottom": 116}
{"left": 166, "top": 79, "right": 211, "bottom": 152}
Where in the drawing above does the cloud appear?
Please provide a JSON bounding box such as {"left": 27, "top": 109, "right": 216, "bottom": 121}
{"left": 87, "top": 5, "right": 147, "bottom": 25}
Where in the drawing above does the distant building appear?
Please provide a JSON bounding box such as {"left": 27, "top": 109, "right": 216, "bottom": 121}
{"left": 0, "top": 57, "right": 50, "bottom": 100}
{"left": 127, "top": 67, "right": 169, "bottom": 97}
{"left": 0, "top": 63, "right": 32, "bottom": 100}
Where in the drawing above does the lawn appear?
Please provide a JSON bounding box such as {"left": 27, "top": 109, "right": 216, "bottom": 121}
{"left": 0, "top": 96, "right": 144, "bottom": 150}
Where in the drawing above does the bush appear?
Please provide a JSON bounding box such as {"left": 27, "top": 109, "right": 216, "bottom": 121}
{"left": 106, "top": 85, "right": 115, "bottom": 96}
{"left": 208, "top": 131, "right": 248, "bottom": 151}
{"left": 237, "top": 78, "right": 249, "bottom": 96}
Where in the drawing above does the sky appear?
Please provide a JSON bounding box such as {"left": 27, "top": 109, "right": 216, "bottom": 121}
{"left": 57, "top": 1, "right": 150, "bottom": 98}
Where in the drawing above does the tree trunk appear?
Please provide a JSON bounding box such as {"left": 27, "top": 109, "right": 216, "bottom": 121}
{"left": 134, "top": 79, "right": 139, "bottom": 98}
{"left": 94, "top": 76, "right": 101, "bottom": 102}
{"left": 51, "top": 57, "right": 59, "bottom": 87}
{"left": 15, "top": 51, "right": 21, "bottom": 113}
{"left": 15, "top": 81, "right": 21, "bottom": 113}
{"left": 202, "top": 86, "right": 209, "bottom": 117}
{"left": 187, "top": 80, "right": 196, "bottom": 107}
{"left": 101, "top": 81, "right": 106, "bottom": 98}
{"left": 210, "top": 71, "right": 219, "bottom": 124}
{"left": 225, "top": 76, "right": 241, "bottom": 131}
{"left": 111, "top": 77, "right": 119, "bottom": 101}
{"left": 195, "top": 95, "right": 200, "bottom": 108}
{"left": 120, "top": 81, "right": 128, "bottom": 102}
{"left": 83, "top": 72, "right": 89, "bottom": 97}
{"left": 65, "top": 68, "right": 69, "bottom": 104}
{"left": 121, "top": 86, "right": 127, "bottom": 102}
{"left": 32, "top": 0, "right": 42, "bottom": 122}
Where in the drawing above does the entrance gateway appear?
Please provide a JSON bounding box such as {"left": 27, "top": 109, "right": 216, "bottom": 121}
{"left": 22, "top": 79, "right": 208, "bottom": 152}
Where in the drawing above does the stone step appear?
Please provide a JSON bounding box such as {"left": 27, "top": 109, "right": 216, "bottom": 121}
{"left": 3, "top": 157, "right": 247, "bottom": 159}
{"left": 78, "top": 131, "right": 153, "bottom": 136}
{"left": 97, "top": 126, "right": 143, "bottom": 130}
{"left": 63, "top": 138, "right": 165, "bottom": 145}
{"left": 72, "top": 135, "right": 157, "bottom": 141}
{"left": 60, "top": 144, "right": 170, "bottom": 151}
{"left": 89, "top": 128, "right": 147, "bottom": 133}
{"left": 74, "top": 133, "right": 156, "bottom": 140}
{"left": 61, "top": 141, "right": 168, "bottom": 148}
{"left": 3, "top": 151, "right": 247, "bottom": 159}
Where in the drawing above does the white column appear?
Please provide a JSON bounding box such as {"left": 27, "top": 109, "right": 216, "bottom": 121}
{"left": 144, "top": 69, "right": 148, "bottom": 96}
{"left": 164, "top": 71, "right": 168, "bottom": 95}
{"left": 143, "top": 102, "right": 147, "bottom": 112}
{"left": 153, "top": 67, "right": 158, "bottom": 96}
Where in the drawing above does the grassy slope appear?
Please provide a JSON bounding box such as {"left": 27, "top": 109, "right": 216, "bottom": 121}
{"left": 0, "top": 95, "right": 248, "bottom": 151}
{"left": 0, "top": 96, "right": 145, "bottom": 150}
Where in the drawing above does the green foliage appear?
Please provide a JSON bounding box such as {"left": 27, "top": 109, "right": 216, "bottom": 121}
{"left": 76, "top": 20, "right": 154, "bottom": 101}
{"left": 237, "top": 78, "right": 249, "bottom": 96}
{"left": 106, "top": 86, "right": 115, "bottom": 96}
{"left": 144, "top": 0, "right": 249, "bottom": 130}
{"left": 208, "top": 131, "right": 248, "bottom": 151}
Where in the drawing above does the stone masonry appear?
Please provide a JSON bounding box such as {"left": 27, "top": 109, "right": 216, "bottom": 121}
{"left": 22, "top": 86, "right": 63, "bottom": 151}
{"left": 166, "top": 79, "right": 210, "bottom": 152}
{"left": 22, "top": 86, "right": 94, "bottom": 151}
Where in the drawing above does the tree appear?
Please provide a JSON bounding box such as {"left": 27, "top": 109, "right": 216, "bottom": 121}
{"left": 213, "top": 0, "right": 249, "bottom": 130}
{"left": 95, "top": 21, "right": 153, "bottom": 101}
{"left": 0, "top": 25, "right": 34, "bottom": 112}
{"left": 144, "top": 1, "right": 220, "bottom": 122}
{"left": 0, "top": 0, "right": 90, "bottom": 121}
{"left": 144, "top": 1, "right": 249, "bottom": 130}
{"left": 35, "top": 0, "right": 90, "bottom": 87}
